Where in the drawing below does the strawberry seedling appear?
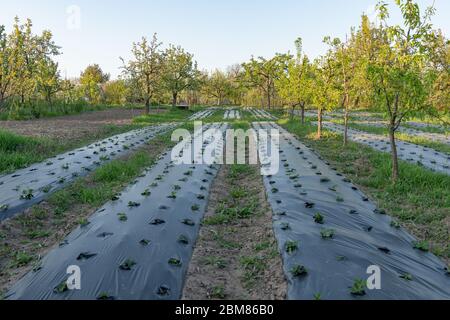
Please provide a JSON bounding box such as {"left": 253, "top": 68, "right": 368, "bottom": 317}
{"left": 320, "top": 229, "right": 335, "bottom": 239}
{"left": 117, "top": 213, "right": 128, "bottom": 221}
{"left": 290, "top": 265, "right": 308, "bottom": 277}
{"left": 285, "top": 240, "right": 298, "bottom": 254}
{"left": 119, "top": 259, "right": 136, "bottom": 270}
{"left": 350, "top": 278, "right": 366, "bottom": 296}
{"left": 168, "top": 258, "right": 182, "bottom": 266}
{"left": 314, "top": 213, "right": 324, "bottom": 224}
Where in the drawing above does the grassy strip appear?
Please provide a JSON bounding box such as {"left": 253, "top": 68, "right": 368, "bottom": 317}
{"left": 0, "top": 128, "right": 182, "bottom": 297}
{"left": 0, "top": 124, "right": 148, "bottom": 174}
{"left": 402, "top": 123, "right": 449, "bottom": 135}
{"left": 280, "top": 117, "right": 450, "bottom": 261}
{"left": 345, "top": 122, "right": 450, "bottom": 155}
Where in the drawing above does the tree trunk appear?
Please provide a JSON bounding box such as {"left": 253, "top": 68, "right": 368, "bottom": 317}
{"left": 388, "top": 125, "right": 399, "bottom": 181}
{"left": 145, "top": 97, "right": 150, "bottom": 114}
{"left": 172, "top": 92, "right": 178, "bottom": 107}
{"left": 300, "top": 102, "right": 305, "bottom": 125}
{"left": 317, "top": 107, "right": 323, "bottom": 139}
{"left": 343, "top": 94, "right": 349, "bottom": 146}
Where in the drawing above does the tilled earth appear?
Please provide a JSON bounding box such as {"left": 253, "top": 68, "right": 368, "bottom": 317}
{"left": 182, "top": 164, "right": 286, "bottom": 300}
{"left": 0, "top": 108, "right": 147, "bottom": 141}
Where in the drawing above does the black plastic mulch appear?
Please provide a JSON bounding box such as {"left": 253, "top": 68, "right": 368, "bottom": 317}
{"left": 0, "top": 124, "right": 176, "bottom": 221}
{"left": 254, "top": 121, "right": 450, "bottom": 300}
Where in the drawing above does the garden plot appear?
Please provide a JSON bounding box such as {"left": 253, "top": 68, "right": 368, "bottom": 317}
{"left": 188, "top": 108, "right": 216, "bottom": 120}
{"left": 248, "top": 108, "right": 277, "bottom": 120}
{"left": 0, "top": 123, "right": 176, "bottom": 221}
{"left": 355, "top": 121, "right": 450, "bottom": 145}
{"left": 322, "top": 122, "right": 450, "bottom": 175}
{"left": 253, "top": 121, "right": 450, "bottom": 299}
{"left": 300, "top": 111, "right": 333, "bottom": 120}
{"left": 406, "top": 121, "right": 447, "bottom": 131}
{"left": 223, "top": 109, "right": 240, "bottom": 120}
{"left": 6, "top": 123, "right": 228, "bottom": 300}
{"left": 300, "top": 111, "right": 383, "bottom": 122}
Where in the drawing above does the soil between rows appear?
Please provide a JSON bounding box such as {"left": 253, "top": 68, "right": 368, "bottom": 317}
{"left": 182, "top": 163, "right": 286, "bottom": 300}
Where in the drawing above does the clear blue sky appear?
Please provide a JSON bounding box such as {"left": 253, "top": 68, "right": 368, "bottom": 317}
{"left": 1, "top": 0, "right": 448, "bottom": 79}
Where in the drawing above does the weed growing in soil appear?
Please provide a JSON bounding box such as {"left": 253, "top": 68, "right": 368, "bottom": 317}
{"left": 211, "top": 285, "right": 226, "bottom": 299}
{"left": 413, "top": 241, "right": 430, "bottom": 252}
{"left": 203, "top": 256, "right": 228, "bottom": 269}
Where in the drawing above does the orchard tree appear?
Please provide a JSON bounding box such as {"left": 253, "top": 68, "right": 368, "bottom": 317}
{"left": 2, "top": 18, "right": 60, "bottom": 108}
{"left": 312, "top": 39, "right": 341, "bottom": 139}
{"left": 104, "top": 79, "right": 129, "bottom": 105}
{"left": 276, "top": 38, "right": 313, "bottom": 123}
{"left": 203, "top": 69, "right": 231, "bottom": 105}
{"left": 368, "top": 0, "right": 436, "bottom": 181}
{"left": 242, "top": 54, "right": 289, "bottom": 109}
{"left": 423, "top": 29, "right": 449, "bottom": 123}
{"left": 226, "top": 64, "right": 246, "bottom": 105}
{"left": 80, "top": 64, "right": 109, "bottom": 103}
{"left": 35, "top": 58, "right": 60, "bottom": 104}
{"left": 121, "top": 34, "right": 164, "bottom": 113}
{"left": 162, "top": 45, "right": 199, "bottom": 106}
{"left": 0, "top": 25, "right": 13, "bottom": 107}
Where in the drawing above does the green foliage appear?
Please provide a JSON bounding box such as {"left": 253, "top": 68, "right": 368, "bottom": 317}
{"left": 241, "top": 54, "right": 290, "bottom": 109}
{"left": 350, "top": 278, "right": 366, "bottom": 296}
{"left": 162, "top": 45, "right": 200, "bottom": 106}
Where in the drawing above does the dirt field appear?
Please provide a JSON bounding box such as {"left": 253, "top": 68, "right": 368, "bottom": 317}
{"left": 0, "top": 108, "right": 148, "bottom": 140}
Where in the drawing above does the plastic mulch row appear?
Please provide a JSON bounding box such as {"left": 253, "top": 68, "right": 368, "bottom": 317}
{"left": 0, "top": 123, "right": 177, "bottom": 221}
{"left": 322, "top": 122, "right": 450, "bottom": 175}
{"left": 6, "top": 123, "right": 228, "bottom": 300}
{"left": 253, "top": 121, "right": 450, "bottom": 300}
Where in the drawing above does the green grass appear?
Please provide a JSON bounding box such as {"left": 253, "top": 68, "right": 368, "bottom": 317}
{"left": 280, "top": 117, "right": 450, "bottom": 260}
{"left": 402, "top": 123, "right": 449, "bottom": 135}
{"left": 240, "top": 255, "right": 267, "bottom": 284}
{"left": 202, "top": 256, "right": 228, "bottom": 269}
{"left": 0, "top": 130, "right": 60, "bottom": 174}
{"left": 211, "top": 285, "right": 226, "bottom": 299}
{"left": 133, "top": 106, "right": 204, "bottom": 124}
{"left": 0, "top": 124, "right": 148, "bottom": 174}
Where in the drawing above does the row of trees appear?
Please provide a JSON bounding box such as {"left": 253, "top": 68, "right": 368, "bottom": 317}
{"left": 289, "top": 0, "right": 448, "bottom": 181}
{"left": 0, "top": 18, "right": 220, "bottom": 116}
{"left": 0, "top": 18, "right": 61, "bottom": 107}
